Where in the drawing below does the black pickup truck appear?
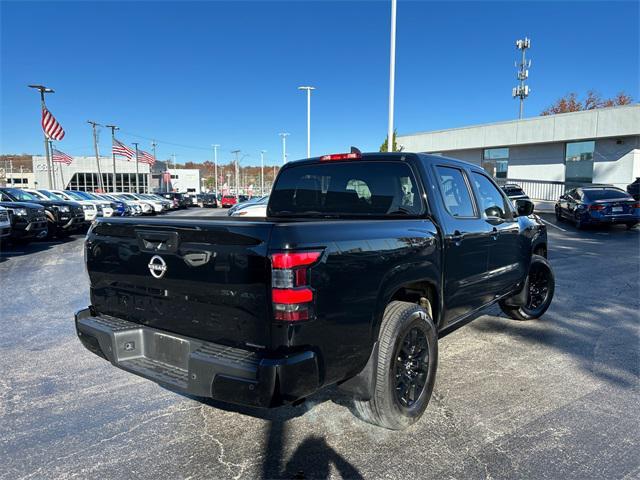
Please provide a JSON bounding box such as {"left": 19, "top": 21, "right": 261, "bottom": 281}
{"left": 76, "top": 152, "right": 554, "bottom": 429}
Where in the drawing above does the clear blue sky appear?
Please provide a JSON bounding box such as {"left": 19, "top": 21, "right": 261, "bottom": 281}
{"left": 1, "top": 1, "right": 638, "bottom": 166}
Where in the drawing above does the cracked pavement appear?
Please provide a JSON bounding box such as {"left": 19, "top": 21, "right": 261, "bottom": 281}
{"left": 0, "top": 211, "right": 638, "bottom": 479}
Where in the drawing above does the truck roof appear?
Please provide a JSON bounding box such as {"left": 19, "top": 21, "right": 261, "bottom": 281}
{"left": 284, "top": 151, "right": 481, "bottom": 171}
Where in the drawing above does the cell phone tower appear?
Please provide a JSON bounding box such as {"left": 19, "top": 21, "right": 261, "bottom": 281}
{"left": 512, "top": 37, "right": 531, "bottom": 119}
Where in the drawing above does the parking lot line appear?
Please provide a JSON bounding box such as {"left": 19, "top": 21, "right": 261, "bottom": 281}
{"left": 540, "top": 217, "right": 567, "bottom": 232}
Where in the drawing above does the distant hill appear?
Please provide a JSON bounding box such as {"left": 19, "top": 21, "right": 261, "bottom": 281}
{"left": 0, "top": 154, "right": 34, "bottom": 175}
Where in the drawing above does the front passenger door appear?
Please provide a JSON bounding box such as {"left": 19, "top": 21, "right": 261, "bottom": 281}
{"left": 469, "top": 171, "right": 525, "bottom": 296}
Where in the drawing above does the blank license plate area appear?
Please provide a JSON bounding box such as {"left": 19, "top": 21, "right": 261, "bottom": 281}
{"left": 612, "top": 207, "right": 623, "bottom": 213}
{"left": 149, "top": 333, "right": 190, "bottom": 369}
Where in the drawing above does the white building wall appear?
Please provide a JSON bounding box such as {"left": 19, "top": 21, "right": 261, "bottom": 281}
{"left": 167, "top": 168, "right": 201, "bottom": 193}
{"left": 507, "top": 143, "right": 566, "bottom": 182}
{"left": 32, "top": 156, "right": 150, "bottom": 190}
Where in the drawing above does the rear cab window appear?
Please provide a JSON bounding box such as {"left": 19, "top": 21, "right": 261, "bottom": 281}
{"left": 268, "top": 160, "right": 424, "bottom": 218}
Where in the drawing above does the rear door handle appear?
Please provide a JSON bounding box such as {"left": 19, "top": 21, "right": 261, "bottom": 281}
{"left": 491, "top": 227, "right": 499, "bottom": 240}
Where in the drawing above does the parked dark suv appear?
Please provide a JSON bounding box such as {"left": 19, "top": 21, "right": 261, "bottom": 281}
{"left": 0, "top": 199, "right": 48, "bottom": 243}
{"left": 0, "top": 187, "right": 85, "bottom": 238}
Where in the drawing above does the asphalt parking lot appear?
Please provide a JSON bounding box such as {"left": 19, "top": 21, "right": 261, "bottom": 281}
{"left": 1, "top": 210, "right": 638, "bottom": 480}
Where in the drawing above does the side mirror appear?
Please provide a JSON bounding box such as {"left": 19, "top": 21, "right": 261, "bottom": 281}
{"left": 515, "top": 199, "right": 534, "bottom": 217}
{"left": 484, "top": 206, "right": 505, "bottom": 225}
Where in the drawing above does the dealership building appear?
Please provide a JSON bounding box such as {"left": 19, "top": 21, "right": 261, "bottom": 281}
{"left": 30, "top": 156, "right": 200, "bottom": 194}
{"left": 32, "top": 155, "right": 151, "bottom": 192}
{"left": 398, "top": 105, "right": 639, "bottom": 200}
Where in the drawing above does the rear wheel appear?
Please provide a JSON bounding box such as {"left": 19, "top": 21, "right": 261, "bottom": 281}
{"left": 499, "top": 254, "right": 555, "bottom": 321}
{"left": 353, "top": 301, "right": 438, "bottom": 430}
{"left": 555, "top": 207, "right": 563, "bottom": 222}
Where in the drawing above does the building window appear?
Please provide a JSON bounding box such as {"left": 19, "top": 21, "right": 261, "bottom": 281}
{"left": 482, "top": 148, "right": 509, "bottom": 179}
{"left": 565, "top": 141, "right": 595, "bottom": 185}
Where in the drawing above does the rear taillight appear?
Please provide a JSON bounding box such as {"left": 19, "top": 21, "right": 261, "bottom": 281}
{"left": 589, "top": 204, "right": 605, "bottom": 211}
{"left": 271, "top": 250, "right": 322, "bottom": 322}
{"left": 632, "top": 202, "right": 640, "bottom": 209}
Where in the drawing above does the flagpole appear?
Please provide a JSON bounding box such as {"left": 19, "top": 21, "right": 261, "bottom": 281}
{"left": 51, "top": 141, "right": 67, "bottom": 189}
{"left": 150, "top": 141, "right": 157, "bottom": 194}
{"left": 88, "top": 121, "right": 105, "bottom": 192}
{"left": 39, "top": 91, "right": 54, "bottom": 189}
{"left": 106, "top": 125, "right": 119, "bottom": 192}
{"left": 132, "top": 142, "right": 140, "bottom": 193}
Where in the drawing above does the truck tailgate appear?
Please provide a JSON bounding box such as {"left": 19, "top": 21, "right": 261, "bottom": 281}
{"left": 86, "top": 218, "right": 274, "bottom": 348}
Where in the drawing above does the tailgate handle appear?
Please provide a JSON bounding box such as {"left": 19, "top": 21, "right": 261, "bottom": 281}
{"left": 136, "top": 231, "right": 179, "bottom": 253}
{"left": 183, "top": 251, "right": 214, "bottom": 267}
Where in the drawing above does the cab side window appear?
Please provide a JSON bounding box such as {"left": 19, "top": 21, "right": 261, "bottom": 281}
{"left": 470, "top": 172, "right": 513, "bottom": 220}
{"left": 435, "top": 166, "right": 475, "bottom": 217}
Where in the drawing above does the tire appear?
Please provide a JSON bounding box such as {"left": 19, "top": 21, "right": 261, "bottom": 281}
{"left": 555, "top": 207, "right": 563, "bottom": 222}
{"left": 353, "top": 301, "right": 438, "bottom": 430}
{"left": 56, "top": 229, "right": 71, "bottom": 239}
{"left": 499, "top": 254, "right": 555, "bottom": 321}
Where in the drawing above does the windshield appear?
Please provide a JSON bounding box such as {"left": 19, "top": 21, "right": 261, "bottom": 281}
{"left": 269, "top": 161, "right": 423, "bottom": 217}
{"left": 582, "top": 189, "right": 631, "bottom": 201}
{"left": 38, "top": 190, "right": 63, "bottom": 200}
{"left": 503, "top": 186, "right": 525, "bottom": 196}
{"left": 1, "top": 188, "right": 39, "bottom": 202}
{"left": 66, "top": 190, "right": 92, "bottom": 200}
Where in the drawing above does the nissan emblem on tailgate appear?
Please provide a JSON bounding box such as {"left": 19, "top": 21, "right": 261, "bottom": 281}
{"left": 148, "top": 255, "right": 167, "bottom": 279}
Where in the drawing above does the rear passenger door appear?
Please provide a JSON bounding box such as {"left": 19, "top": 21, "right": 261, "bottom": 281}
{"left": 469, "top": 171, "right": 525, "bottom": 296}
{"left": 433, "top": 165, "right": 492, "bottom": 325}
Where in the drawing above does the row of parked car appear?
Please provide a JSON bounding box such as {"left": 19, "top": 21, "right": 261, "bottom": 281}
{"left": 0, "top": 187, "right": 189, "bottom": 245}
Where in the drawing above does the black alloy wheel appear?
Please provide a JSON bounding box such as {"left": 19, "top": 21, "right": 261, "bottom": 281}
{"left": 393, "top": 326, "right": 430, "bottom": 408}
{"left": 522, "top": 262, "right": 551, "bottom": 315}
{"left": 499, "top": 254, "right": 555, "bottom": 321}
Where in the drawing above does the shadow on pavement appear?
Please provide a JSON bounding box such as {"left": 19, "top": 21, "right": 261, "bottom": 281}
{"left": 174, "top": 387, "right": 363, "bottom": 479}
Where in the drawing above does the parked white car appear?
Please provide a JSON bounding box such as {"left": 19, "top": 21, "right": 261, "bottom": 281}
{"left": 229, "top": 196, "right": 269, "bottom": 217}
{"left": 230, "top": 203, "right": 267, "bottom": 217}
{"left": 112, "top": 193, "right": 154, "bottom": 215}
{"left": 131, "top": 193, "right": 165, "bottom": 213}
{"left": 43, "top": 190, "right": 99, "bottom": 221}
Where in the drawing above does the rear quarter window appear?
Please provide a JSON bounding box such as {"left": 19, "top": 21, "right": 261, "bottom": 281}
{"left": 269, "top": 161, "right": 423, "bottom": 217}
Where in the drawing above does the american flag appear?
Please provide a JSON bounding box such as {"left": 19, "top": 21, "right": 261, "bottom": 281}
{"left": 113, "top": 138, "right": 135, "bottom": 160}
{"left": 52, "top": 148, "right": 73, "bottom": 165}
{"left": 41, "top": 107, "right": 65, "bottom": 140}
{"left": 138, "top": 150, "right": 156, "bottom": 165}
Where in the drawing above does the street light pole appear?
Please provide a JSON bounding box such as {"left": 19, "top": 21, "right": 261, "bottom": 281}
{"left": 387, "top": 0, "right": 397, "bottom": 152}
{"left": 132, "top": 142, "right": 140, "bottom": 193}
{"left": 279, "top": 132, "right": 289, "bottom": 164}
{"left": 231, "top": 150, "right": 240, "bottom": 198}
{"left": 212, "top": 144, "right": 220, "bottom": 195}
{"left": 105, "top": 124, "right": 119, "bottom": 192}
{"left": 28, "top": 85, "right": 55, "bottom": 188}
{"left": 260, "top": 150, "right": 266, "bottom": 196}
{"left": 88, "top": 121, "right": 105, "bottom": 192}
{"left": 298, "top": 86, "right": 315, "bottom": 158}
